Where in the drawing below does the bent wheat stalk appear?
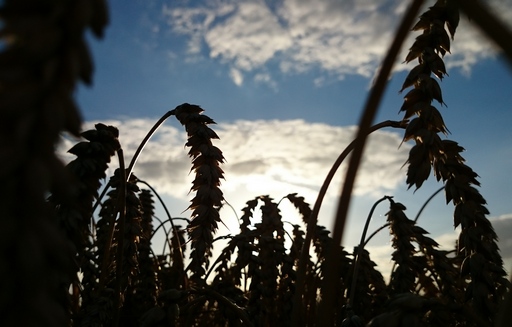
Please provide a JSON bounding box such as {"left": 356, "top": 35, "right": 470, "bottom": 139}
{"left": 292, "top": 120, "right": 404, "bottom": 325}
{"left": 316, "top": 1, "right": 425, "bottom": 325}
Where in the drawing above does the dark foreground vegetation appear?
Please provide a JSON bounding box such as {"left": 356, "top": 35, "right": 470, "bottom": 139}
{"left": 0, "top": 0, "right": 511, "bottom": 326}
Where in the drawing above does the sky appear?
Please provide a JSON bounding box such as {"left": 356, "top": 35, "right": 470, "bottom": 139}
{"left": 68, "top": 0, "right": 512, "bottom": 277}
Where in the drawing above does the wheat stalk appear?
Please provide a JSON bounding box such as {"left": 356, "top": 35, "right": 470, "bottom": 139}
{"left": 316, "top": 2, "right": 425, "bottom": 324}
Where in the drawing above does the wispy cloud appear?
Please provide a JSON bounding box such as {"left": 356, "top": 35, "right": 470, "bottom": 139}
{"left": 163, "top": 0, "right": 512, "bottom": 85}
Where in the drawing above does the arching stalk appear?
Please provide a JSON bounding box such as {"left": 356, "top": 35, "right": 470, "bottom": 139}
{"left": 126, "top": 110, "right": 174, "bottom": 180}
{"left": 363, "top": 223, "right": 390, "bottom": 247}
{"left": 89, "top": 110, "right": 175, "bottom": 228}
{"left": 292, "top": 120, "right": 404, "bottom": 325}
{"left": 317, "top": 2, "right": 424, "bottom": 324}
{"left": 414, "top": 186, "right": 444, "bottom": 223}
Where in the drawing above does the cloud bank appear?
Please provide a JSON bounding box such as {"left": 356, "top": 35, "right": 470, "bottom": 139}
{"left": 59, "top": 118, "right": 410, "bottom": 207}
{"left": 163, "top": 0, "right": 512, "bottom": 85}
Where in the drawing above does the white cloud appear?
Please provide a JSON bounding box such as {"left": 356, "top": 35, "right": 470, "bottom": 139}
{"left": 230, "top": 67, "right": 244, "bottom": 86}
{"left": 163, "top": 0, "right": 512, "bottom": 85}
{"left": 253, "top": 72, "right": 278, "bottom": 90}
{"left": 205, "top": 2, "right": 293, "bottom": 71}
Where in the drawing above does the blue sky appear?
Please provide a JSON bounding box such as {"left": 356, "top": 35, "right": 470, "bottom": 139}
{"left": 70, "top": 0, "right": 512, "bottom": 274}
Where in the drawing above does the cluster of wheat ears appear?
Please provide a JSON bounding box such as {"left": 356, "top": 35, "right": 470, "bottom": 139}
{"left": 1, "top": 0, "right": 511, "bottom": 326}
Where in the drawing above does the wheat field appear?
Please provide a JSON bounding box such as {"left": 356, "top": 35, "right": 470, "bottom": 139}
{"left": 0, "top": 0, "right": 511, "bottom": 326}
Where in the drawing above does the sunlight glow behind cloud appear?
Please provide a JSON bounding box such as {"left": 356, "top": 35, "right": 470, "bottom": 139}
{"left": 163, "top": 0, "right": 512, "bottom": 85}
{"left": 59, "top": 118, "right": 410, "bottom": 206}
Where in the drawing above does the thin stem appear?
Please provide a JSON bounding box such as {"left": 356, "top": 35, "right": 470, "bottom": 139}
{"left": 317, "top": 1, "right": 424, "bottom": 324}
{"left": 113, "top": 150, "right": 126, "bottom": 327}
{"left": 203, "top": 236, "right": 236, "bottom": 282}
{"left": 363, "top": 223, "right": 390, "bottom": 247}
{"left": 91, "top": 182, "right": 111, "bottom": 230}
{"left": 126, "top": 110, "right": 174, "bottom": 181}
{"left": 414, "top": 186, "right": 444, "bottom": 223}
{"left": 96, "top": 157, "right": 124, "bottom": 295}
{"left": 149, "top": 216, "right": 173, "bottom": 256}
{"left": 291, "top": 121, "right": 404, "bottom": 326}
{"left": 223, "top": 199, "right": 240, "bottom": 225}
{"left": 348, "top": 195, "right": 392, "bottom": 309}
{"left": 89, "top": 111, "right": 175, "bottom": 231}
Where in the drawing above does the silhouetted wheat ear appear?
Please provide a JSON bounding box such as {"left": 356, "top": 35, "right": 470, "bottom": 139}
{"left": 111, "top": 171, "right": 144, "bottom": 326}
{"left": 226, "top": 198, "right": 259, "bottom": 290}
{"left": 243, "top": 196, "right": 284, "bottom": 326}
{"left": 0, "top": 0, "right": 108, "bottom": 325}
{"left": 346, "top": 246, "right": 386, "bottom": 324}
{"left": 400, "top": 1, "right": 509, "bottom": 323}
{"left": 170, "top": 103, "right": 225, "bottom": 284}
{"left": 52, "top": 123, "right": 120, "bottom": 319}
{"left": 80, "top": 170, "right": 122, "bottom": 326}
{"left": 284, "top": 192, "right": 340, "bottom": 325}
{"left": 134, "top": 188, "right": 158, "bottom": 313}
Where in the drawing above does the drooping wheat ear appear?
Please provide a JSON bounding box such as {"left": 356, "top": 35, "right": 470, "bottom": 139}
{"left": 0, "top": 0, "right": 108, "bottom": 325}
{"left": 401, "top": 1, "right": 509, "bottom": 322}
{"left": 317, "top": 2, "right": 425, "bottom": 325}
{"left": 385, "top": 198, "right": 480, "bottom": 325}
{"left": 52, "top": 123, "right": 120, "bottom": 316}
{"left": 170, "top": 103, "right": 225, "bottom": 284}
{"left": 442, "top": 142, "right": 509, "bottom": 319}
